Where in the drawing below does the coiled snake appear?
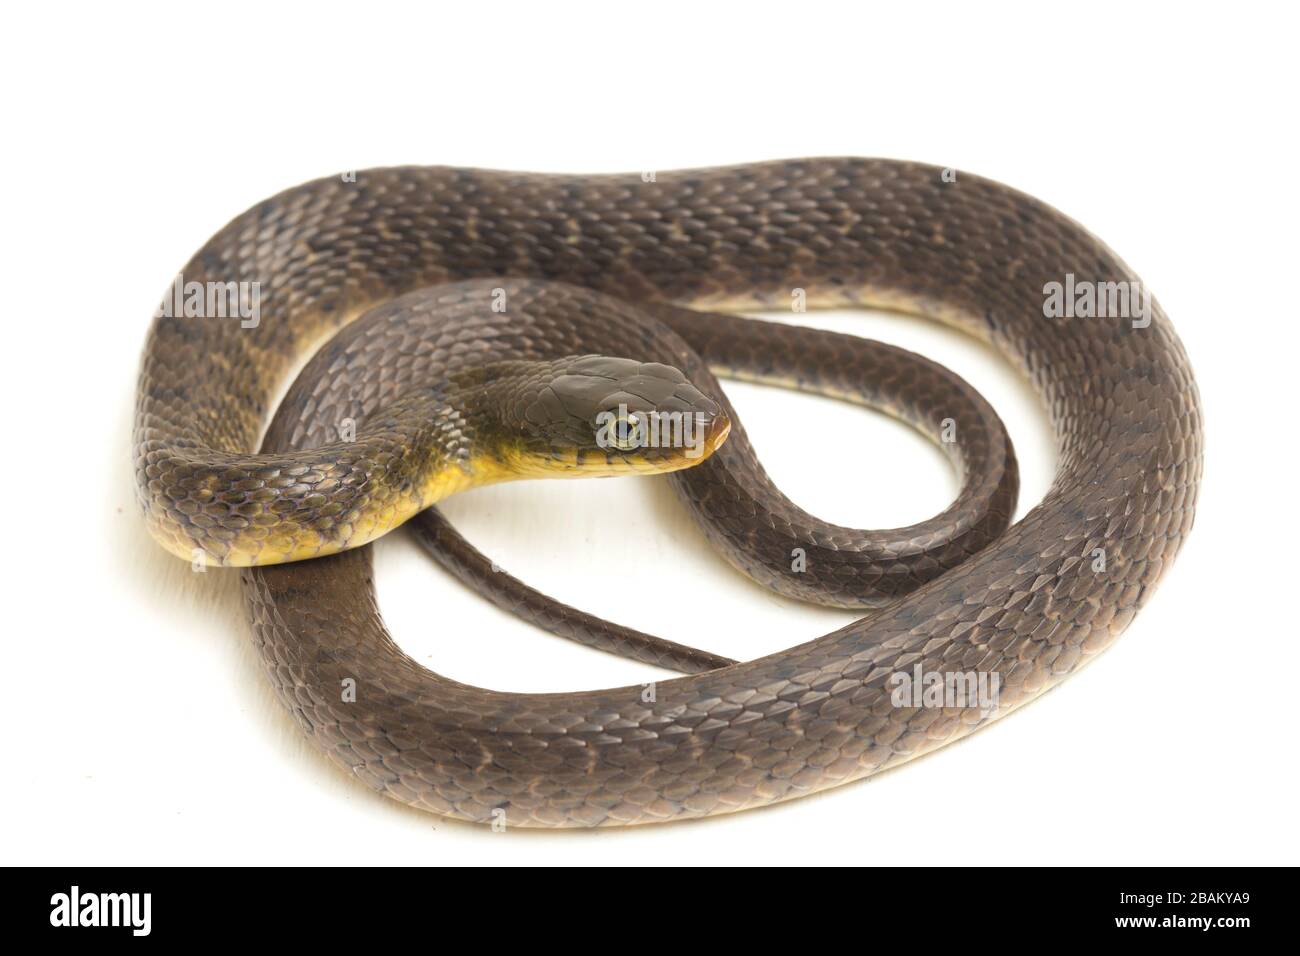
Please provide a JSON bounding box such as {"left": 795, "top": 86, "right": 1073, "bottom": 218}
{"left": 134, "top": 159, "right": 1202, "bottom": 827}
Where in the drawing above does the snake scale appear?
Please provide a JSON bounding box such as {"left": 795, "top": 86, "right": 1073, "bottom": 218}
{"left": 135, "top": 159, "right": 1202, "bottom": 827}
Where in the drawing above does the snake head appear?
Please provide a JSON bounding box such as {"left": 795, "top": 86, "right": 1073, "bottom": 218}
{"left": 484, "top": 355, "right": 731, "bottom": 478}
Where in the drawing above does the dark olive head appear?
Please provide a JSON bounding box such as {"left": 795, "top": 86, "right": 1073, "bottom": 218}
{"left": 472, "top": 355, "right": 730, "bottom": 478}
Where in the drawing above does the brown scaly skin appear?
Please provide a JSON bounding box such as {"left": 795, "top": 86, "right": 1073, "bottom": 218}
{"left": 136, "top": 160, "right": 1202, "bottom": 827}
{"left": 268, "top": 281, "right": 1016, "bottom": 670}
{"left": 136, "top": 324, "right": 727, "bottom": 567}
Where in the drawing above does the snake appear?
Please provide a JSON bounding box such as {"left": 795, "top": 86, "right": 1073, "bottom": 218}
{"left": 134, "top": 159, "right": 1202, "bottom": 827}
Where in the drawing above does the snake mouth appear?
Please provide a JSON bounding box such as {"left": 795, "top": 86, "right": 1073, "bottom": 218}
{"left": 707, "top": 411, "right": 732, "bottom": 450}
{"left": 686, "top": 409, "right": 732, "bottom": 462}
{"left": 630, "top": 408, "right": 732, "bottom": 473}
{"left": 498, "top": 407, "right": 732, "bottom": 479}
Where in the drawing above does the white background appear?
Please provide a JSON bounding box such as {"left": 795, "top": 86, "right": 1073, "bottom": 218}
{"left": 3, "top": 2, "right": 1296, "bottom": 865}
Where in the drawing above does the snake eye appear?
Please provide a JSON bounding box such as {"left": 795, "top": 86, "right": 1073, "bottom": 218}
{"left": 610, "top": 411, "right": 644, "bottom": 451}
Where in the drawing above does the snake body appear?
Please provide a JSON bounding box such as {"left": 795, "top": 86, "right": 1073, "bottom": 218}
{"left": 135, "top": 159, "right": 1202, "bottom": 827}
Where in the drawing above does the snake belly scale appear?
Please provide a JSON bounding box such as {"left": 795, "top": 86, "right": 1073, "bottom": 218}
{"left": 134, "top": 159, "right": 1202, "bottom": 827}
